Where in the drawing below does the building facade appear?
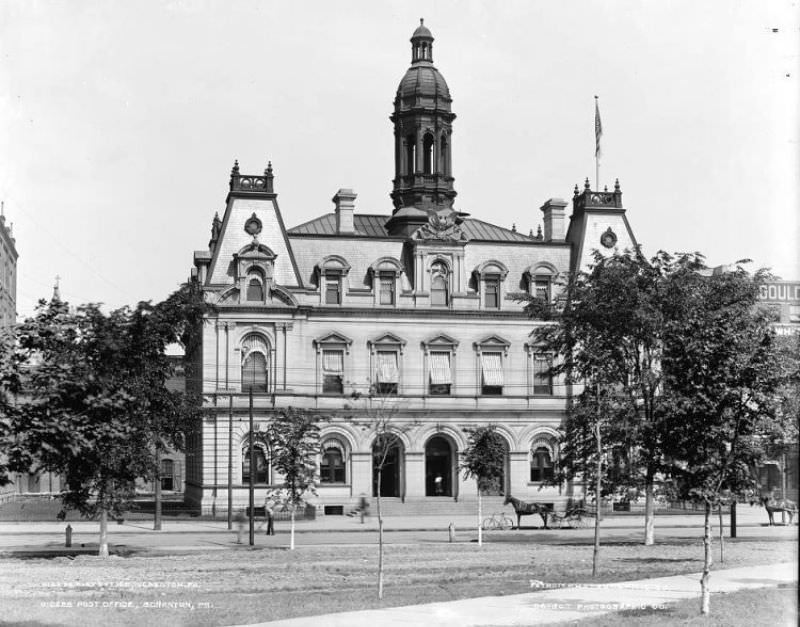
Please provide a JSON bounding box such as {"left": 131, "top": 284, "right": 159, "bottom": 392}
{"left": 185, "top": 22, "right": 638, "bottom": 514}
{"left": 0, "top": 204, "right": 17, "bottom": 330}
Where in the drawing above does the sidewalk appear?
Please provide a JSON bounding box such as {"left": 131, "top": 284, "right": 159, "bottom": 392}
{"left": 0, "top": 506, "right": 775, "bottom": 535}
{"left": 253, "top": 562, "right": 798, "bottom": 626}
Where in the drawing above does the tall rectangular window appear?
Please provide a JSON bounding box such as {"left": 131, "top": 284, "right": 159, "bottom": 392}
{"left": 484, "top": 277, "right": 500, "bottom": 309}
{"left": 379, "top": 272, "right": 395, "bottom": 305}
{"left": 534, "top": 276, "right": 551, "bottom": 302}
{"left": 325, "top": 276, "right": 341, "bottom": 304}
{"left": 322, "top": 349, "right": 344, "bottom": 394}
{"left": 429, "top": 351, "right": 452, "bottom": 395}
{"left": 533, "top": 353, "right": 553, "bottom": 395}
{"left": 375, "top": 350, "right": 399, "bottom": 395}
{"left": 480, "top": 352, "right": 503, "bottom": 395}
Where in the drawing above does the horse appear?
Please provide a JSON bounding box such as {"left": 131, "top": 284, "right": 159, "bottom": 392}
{"left": 758, "top": 496, "right": 798, "bottom": 526}
{"left": 504, "top": 495, "right": 553, "bottom": 529}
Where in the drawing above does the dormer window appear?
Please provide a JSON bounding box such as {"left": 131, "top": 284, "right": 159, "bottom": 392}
{"left": 473, "top": 261, "right": 509, "bottom": 310}
{"left": 369, "top": 258, "right": 404, "bottom": 307}
{"left": 430, "top": 261, "right": 449, "bottom": 307}
{"left": 525, "top": 263, "right": 558, "bottom": 304}
{"left": 316, "top": 255, "right": 351, "bottom": 306}
{"left": 325, "top": 275, "right": 341, "bottom": 305}
{"left": 246, "top": 272, "right": 265, "bottom": 301}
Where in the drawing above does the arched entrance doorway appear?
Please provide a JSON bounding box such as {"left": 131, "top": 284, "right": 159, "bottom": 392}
{"left": 425, "top": 435, "right": 456, "bottom": 497}
{"left": 373, "top": 435, "right": 404, "bottom": 498}
{"left": 480, "top": 435, "right": 510, "bottom": 496}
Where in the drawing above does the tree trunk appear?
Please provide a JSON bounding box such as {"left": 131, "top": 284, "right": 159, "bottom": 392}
{"left": 290, "top": 507, "right": 296, "bottom": 550}
{"left": 718, "top": 503, "right": 724, "bottom": 563}
{"left": 592, "top": 420, "right": 602, "bottom": 578}
{"left": 730, "top": 500, "right": 737, "bottom": 538}
{"left": 477, "top": 487, "right": 483, "bottom": 547}
{"left": 644, "top": 479, "right": 655, "bottom": 545}
{"left": 99, "top": 509, "right": 109, "bottom": 558}
{"left": 377, "top": 468, "right": 384, "bottom": 600}
{"left": 154, "top": 449, "right": 162, "bottom": 531}
{"left": 700, "top": 500, "right": 712, "bottom": 615}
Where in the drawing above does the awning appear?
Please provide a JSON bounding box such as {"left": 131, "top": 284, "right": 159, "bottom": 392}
{"left": 429, "top": 351, "right": 451, "bottom": 385}
{"left": 322, "top": 350, "right": 344, "bottom": 373}
{"left": 376, "top": 351, "right": 399, "bottom": 383}
{"left": 481, "top": 352, "right": 503, "bottom": 386}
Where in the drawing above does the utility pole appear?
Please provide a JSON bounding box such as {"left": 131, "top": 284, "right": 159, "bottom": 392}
{"left": 249, "top": 388, "right": 255, "bottom": 546}
{"left": 592, "top": 382, "right": 602, "bottom": 578}
{"left": 227, "top": 395, "right": 233, "bottom": 530}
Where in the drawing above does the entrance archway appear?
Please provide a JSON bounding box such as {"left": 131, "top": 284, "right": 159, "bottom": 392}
{"left": 373, "top": 435, "right": 404, "bottom": 498}
{"left": 425, "top": 435, "right": 456, "bottom": 497}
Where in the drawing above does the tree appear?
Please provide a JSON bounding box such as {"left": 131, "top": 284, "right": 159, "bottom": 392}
{"left": 529, "top": 250, "right": 698, "bottom": 546}
{"left": 345, "top": 384, "right": 413, "bottom": 600}
{"left": 659, "top": 262, "right": 788, "bottom": 615}
{"left": 267, "top": 407, "right": 321, "bottom": 550}
{"left": 0, "top": 283, "right": 210, "bottom": 555}
{"left": 460, "top": 425, "right": 506, "bottom": 547}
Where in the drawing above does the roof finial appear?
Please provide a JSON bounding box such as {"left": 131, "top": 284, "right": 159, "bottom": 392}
{"left": 614, "top": 178, "right": 621, "bottom": 192}
{"left": 536, "top": 224, "right": 543, "bottom": 240}
{"left": 511, "top": 223, "right": 517, "bottom": 233}
{"left": 231, "top": 159, "right": 240, "bottom": 175}
{"left": 584, "top": 177, "right": 591, "bottom": 191}
{"left": 53, "top": 275, "right": 61, "bottom": 302}
{"left": 573, "top": 184, "right": 579, "bottom": 197}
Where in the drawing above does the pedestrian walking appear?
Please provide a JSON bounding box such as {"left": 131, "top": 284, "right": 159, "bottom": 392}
{"left": 265, "top": 498, "right": 275, "bottom": 536}
{"left": 359, "top": 493, "right": 370, "bottom": 524}
{"left": 234, "top": 509, "right": 246, "bottom": 544}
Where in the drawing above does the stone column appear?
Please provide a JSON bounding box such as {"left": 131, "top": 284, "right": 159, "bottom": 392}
{"left": 404, "top": 452, "right": 425, "bottom": 498}
{"left": 350, "top": 452, "right": 373, "bottom": 498}
{"left": 508, "top": 451, "right": 530, "bottom": 497}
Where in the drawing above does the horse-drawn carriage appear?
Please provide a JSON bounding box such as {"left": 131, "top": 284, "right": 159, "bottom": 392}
{"left": 503, "top": 496, "right": 593, "bottom": 529}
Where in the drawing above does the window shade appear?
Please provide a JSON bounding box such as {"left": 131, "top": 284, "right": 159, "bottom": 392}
{"left": 429, "top": 351, "right": 452, "bottom": 384}
{"left": 481, "top": 352, "right": 503, "bottom": 386}
{"left": 376, "top": 351, "right": 399, "bottom": 383}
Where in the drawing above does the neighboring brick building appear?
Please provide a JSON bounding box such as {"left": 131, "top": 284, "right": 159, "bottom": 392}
{"left": 0, "top": 203, "right": 17, "bottom": 330}
{"left": 184, "top": 21, "right": 639, "bottom": 515}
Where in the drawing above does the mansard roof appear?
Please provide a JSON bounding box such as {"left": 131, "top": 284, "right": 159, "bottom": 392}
{"left": 288, "top": 213, "right": 537, "bottom": 243}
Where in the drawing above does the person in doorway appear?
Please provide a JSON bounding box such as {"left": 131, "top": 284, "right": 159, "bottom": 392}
{"left": 265, "top": 498, "right": 275, "bottom": 536}
{"left": 434, "top": 474, "right": 444, "bottom": 496}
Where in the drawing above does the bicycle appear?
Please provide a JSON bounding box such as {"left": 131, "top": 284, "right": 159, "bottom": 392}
{"left": 481, "top": 512, "right": 515, "bottom": 530}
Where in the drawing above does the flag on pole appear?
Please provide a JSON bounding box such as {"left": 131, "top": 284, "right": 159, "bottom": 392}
{"left": 594, "top": 96, "right": 603, "bottom": 159}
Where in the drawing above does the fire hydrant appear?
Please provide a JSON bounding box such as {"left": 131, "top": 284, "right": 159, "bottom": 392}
{"left": 65, "top": 524, "right": 72, "bottom": 548}
{"left": 448, "top": 522, "right": 455, "bottom": 542}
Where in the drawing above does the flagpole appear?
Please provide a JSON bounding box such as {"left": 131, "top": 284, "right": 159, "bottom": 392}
{"left": 594, "top": 95, "right": 600, "bottom": 191}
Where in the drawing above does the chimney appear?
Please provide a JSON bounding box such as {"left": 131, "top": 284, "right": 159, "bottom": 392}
{"left": 540, "top": 198, "right": 567, "bottom": 241}
{"left": 333, "top": 188, "right": 357, "bottom": 234}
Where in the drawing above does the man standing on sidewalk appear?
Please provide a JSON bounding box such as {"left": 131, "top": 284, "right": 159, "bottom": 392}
{"left": 265, "top": 498, "right": 275, "bottom": 536}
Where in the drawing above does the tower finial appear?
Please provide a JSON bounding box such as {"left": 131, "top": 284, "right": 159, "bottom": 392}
{"left": 53, "top": 275, "right": 61, "bottom": 302}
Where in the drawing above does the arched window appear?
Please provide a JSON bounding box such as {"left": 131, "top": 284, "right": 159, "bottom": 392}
{"left": 440, "top": 134, "right": 448, "bottom": 175}
{"left": 242, "top": 441, "right": 269, "bottom": 484}
{"left": 241, "top": 334, "right": 270, "bottom": 393}
{"left": 423, "top": 133, "right": 434, "bottom": 174}
{"left": 246, "top": 276, "right": 264, "bottom": 301}
{"left": 530, "top": 447, "right": 554, "bottom": 482}
{"left": 430, "top": 261, "right": 449, "bottom": 306}
{"left": 406, "top": 135, "right": 416, "bottom": 174}
{"left": 320, "top": 444, "right": 346, "bottom": 484}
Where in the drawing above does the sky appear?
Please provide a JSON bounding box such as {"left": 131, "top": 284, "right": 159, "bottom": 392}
{"left": 1, "top": 0, "right": 798, "bottom": 318}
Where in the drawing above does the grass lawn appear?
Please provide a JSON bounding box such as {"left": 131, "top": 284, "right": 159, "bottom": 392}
{"left": 0, "top": 538, "right": 795, "bottom": 626}
{"left": 559, "top": 583, "right": 798, "bottom": 626}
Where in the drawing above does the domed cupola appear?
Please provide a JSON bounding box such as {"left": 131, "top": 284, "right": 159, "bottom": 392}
{"left": 387, "top": 19, "right": 457, "bottom": 236}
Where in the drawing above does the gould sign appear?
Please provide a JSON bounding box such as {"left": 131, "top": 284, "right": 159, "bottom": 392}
{"left": 758, "top": 282, "right": 800, "bottom": 304}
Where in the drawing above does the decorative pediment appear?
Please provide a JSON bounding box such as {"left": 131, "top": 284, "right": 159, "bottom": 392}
{"left": 368, "top": 332, "right": 407, "bottom": 353}
{"left": 412, "top": 210, "right": 469, "bottom": 242}
{"left": 473, "top": 260, "right": 509, "bottom": 280}
{"left": 524, "top": 262, "right": 558, "bottom": 278}
{"left": 474, "top": 334, "right": 511, "bottom": 356}
{"left": 270, "top": 285, "right": 299, "bottom": 307}
{"left": 235, "top": 242, "right": 277, "bottom": 260}
{"left": 422, "top": 333, "right": 459, "bottom": 352}
{"left": 369, "top": 256, "right": 404, "bottom": 276}
{"left": 313, "top": 332, "right": 353, "bottom": 353}
{"left": 315, "top": 255, "right": 351, "bottom": 275}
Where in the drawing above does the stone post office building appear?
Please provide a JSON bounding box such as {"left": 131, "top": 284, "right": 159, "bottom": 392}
{"left": 184, "top": 22, "right": 637, "bottom": 515}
